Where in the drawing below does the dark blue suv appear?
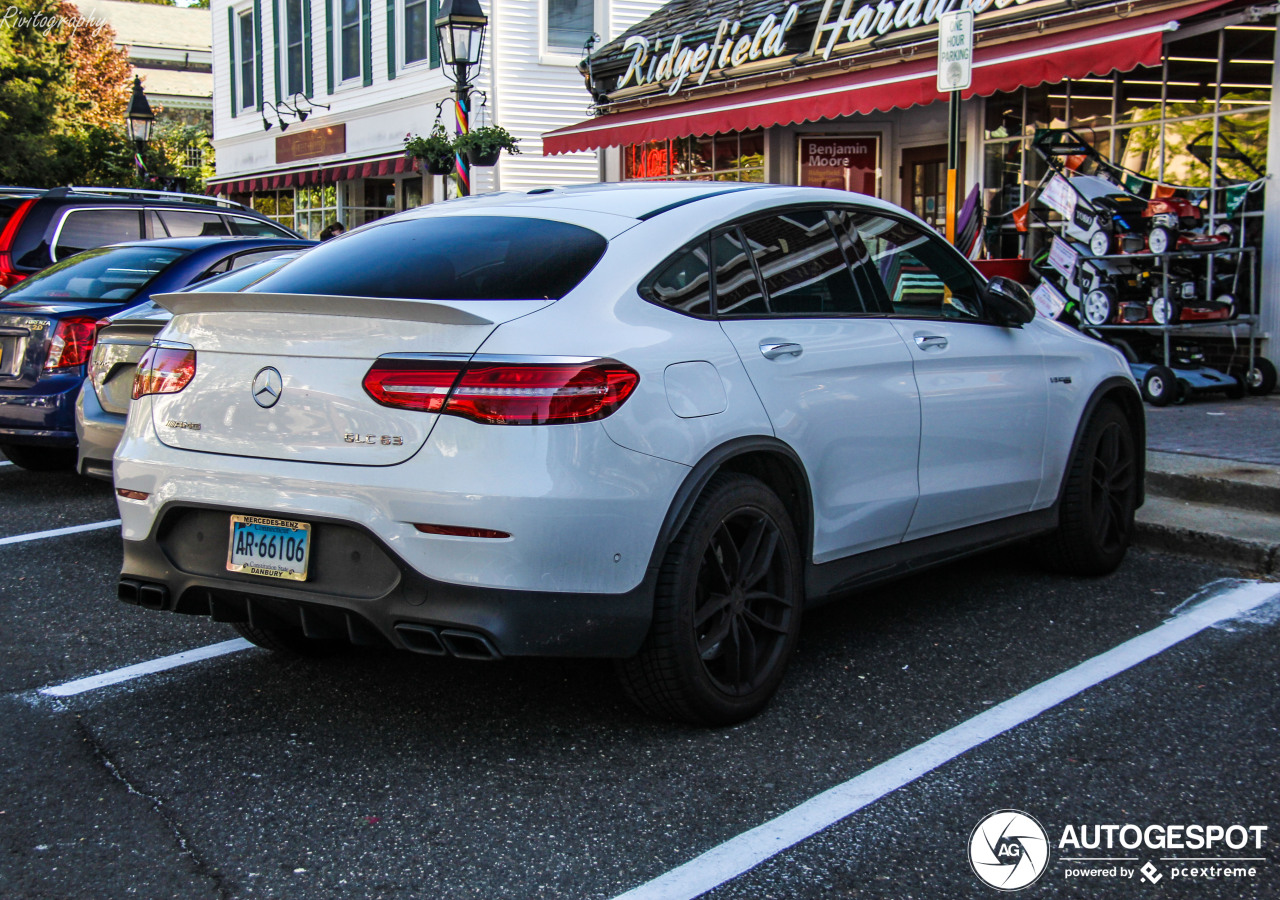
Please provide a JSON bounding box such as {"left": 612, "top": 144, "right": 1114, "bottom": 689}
{"left": 0, "top": 236, "right": 314, "bottom": 470}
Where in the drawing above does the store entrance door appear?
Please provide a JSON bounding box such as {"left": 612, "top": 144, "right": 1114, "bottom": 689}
{"left": 901, "top": 144, "right": 962, "bottom": 234}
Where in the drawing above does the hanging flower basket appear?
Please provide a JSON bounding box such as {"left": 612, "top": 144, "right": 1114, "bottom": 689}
{"left": 455, "top": 125, "right": 520, "bottom": 168}
{"left": 404, "top": 126, "right": 457, "bottom": 177}
{"left": 466, "top": 147, "right": 503, "bottom": 167}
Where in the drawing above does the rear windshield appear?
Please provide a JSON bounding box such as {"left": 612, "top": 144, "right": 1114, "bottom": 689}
{"left": 1, "top": 245, "right": 184, "bottom": 303}
{"left": 247, "top": 216, "right": 608, "bottom": 300}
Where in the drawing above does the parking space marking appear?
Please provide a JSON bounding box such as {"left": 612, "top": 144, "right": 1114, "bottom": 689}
{"left": 0, "top": 460, "right": 12, "bottom": 467}
{"left": 39, "top": 639, "right": 254, "bottom": 697}
{"left": 0, "top": 519, "right": 121, "bottom": 546}
{"left": 613, "top": 579, "right": 1280, "bottom": 900}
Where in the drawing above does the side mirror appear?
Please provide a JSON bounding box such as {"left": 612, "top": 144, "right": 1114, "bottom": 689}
{"left": 984, "top": 276, "right": 1036, "bottom": 327}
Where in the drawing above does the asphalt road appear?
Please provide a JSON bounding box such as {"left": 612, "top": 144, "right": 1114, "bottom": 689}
{"left": 1, "top": 456, "right": 1277, "bottom": 900}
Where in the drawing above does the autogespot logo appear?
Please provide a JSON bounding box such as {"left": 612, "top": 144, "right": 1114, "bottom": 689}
{"left": 969, "top": 810, "right": 1051, "bottom": 891}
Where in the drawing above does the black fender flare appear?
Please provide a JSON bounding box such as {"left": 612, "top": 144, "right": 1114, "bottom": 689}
{"left": 645, "top": 435, "right": 814, "bottom": 573}
{"left": 1051, "top": 375, "right": 1146, "bottom": 509}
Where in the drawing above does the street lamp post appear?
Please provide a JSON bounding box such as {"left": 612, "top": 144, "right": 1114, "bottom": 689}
{"left": 124, "top": 75, "right": 155, "bottom": 183}
{"left": 435, "top": 0, "right": 488, "bottom": 197}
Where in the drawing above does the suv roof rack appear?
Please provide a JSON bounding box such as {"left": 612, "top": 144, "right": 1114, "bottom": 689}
{"left": 50, "top": 186, "right": 247, "bottom": 211}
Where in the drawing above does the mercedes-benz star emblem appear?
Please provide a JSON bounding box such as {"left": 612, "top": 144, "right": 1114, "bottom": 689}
{"left": 251, "top": 366, "right": 283, "bottom": 409}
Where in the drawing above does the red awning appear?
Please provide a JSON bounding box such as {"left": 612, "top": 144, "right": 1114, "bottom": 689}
{"left": 206, "top": 153, "right": 417, "bottom": 195}
{"left": 543, "top": 0, "right": 1233, "bottom": 154}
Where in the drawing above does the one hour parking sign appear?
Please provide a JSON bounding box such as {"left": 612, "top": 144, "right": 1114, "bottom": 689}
{"left": 937, "top": 10, "right": 974, "bottom": 93}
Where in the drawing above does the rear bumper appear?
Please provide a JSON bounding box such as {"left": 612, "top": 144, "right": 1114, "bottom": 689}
{"left": 0, "top": 373, "right": 83, "bottom": 446}
{"left": 119, "top": 502, "right": 657, "bottom": 658}
{"left": 75, "top": 381, "right": 125, "bottom": 480}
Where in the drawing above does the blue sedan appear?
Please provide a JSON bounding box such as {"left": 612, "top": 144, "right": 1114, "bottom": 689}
{"left": 0, "top": 236, "right": 314, "bottom": 470}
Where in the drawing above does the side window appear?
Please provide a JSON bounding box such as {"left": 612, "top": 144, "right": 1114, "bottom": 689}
{"left": 54, "top": 209, "right": 144, "bottom": 260}
{"left": 147, "top": 210, "right": 170, "bottom": 238}
{"left": 713, "top": 229, "right": 766, "bottom": 316}
{"left": 850, "top": 213, "right": 984, "bottom": 320}
{"left": 645, "top": 241, "right": 711, "bottom": 316}
{"left": 738, "top": 211, "right": 866, "bottom": 315}
{"left": 547, "top": 0, "right": 594, "bottom": 55}
{"left": 228, "top": 216, "right": 293, "bottom": 237}
{"left": 160, "top": 211, "right": 231, "bottom": 237}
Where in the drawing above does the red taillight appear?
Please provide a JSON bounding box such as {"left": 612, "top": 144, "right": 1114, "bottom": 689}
{"left": 0, "top": 199, "right": 35, "bottom": 290}
{"left": 132, "top": 346, "right": 197, "bottom": 399}
{"left": 362, "top": 357, "right": 640, "bottom": 425}
{"left": 361, "top": 359, "right": 463, "bottom": 412}
{"left": 43, "top": 316, "right": 101, "bottom": 370}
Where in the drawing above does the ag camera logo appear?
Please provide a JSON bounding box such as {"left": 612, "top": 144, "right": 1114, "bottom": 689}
{"left": 969, "top": 810, "right": 1050, "bottom": 891}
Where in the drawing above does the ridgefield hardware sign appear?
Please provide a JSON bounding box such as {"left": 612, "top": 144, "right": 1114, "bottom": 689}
{"left": 606, "top": 0, "right": 1041, "bottom": 98}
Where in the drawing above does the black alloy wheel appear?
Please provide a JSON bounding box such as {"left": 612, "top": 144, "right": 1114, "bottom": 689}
{"left": 617, "top": 473, "right": 803, "bottom": 725}
{"left": 1034, "top": 401, "right": 1138, "bottom": 576}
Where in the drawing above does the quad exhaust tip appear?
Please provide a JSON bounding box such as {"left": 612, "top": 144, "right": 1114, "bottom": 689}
{"left": 394, "top": 623, "right": 500, "bottom": 660}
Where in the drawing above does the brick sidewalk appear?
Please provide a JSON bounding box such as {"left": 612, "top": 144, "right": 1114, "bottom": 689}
{"left": 1144, "top": 393, "right": 1280, "bottom": 466}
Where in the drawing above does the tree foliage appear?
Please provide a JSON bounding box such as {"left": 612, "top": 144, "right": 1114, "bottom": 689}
{"left": 0, "top": 0, "right": 205, "bottom": 188}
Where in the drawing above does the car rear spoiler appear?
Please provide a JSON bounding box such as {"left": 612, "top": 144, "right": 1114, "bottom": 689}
{"left": 150, "top": 291, "right": 554, "bottom": 326}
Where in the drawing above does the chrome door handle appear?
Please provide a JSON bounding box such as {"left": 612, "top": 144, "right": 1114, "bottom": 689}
{"left": 914, "top": 335, "right": 948, "bottom": 350}
{"left": 760, "top": 341, "right": 803, "bottom": 360}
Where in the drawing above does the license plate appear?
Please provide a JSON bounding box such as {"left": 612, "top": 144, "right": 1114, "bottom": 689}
{"left": 227, "top": 514, "right": 311, "bottom": 581}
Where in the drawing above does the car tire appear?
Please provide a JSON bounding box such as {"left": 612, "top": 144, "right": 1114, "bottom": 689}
{"left": 0, "top": 444, "right": 76, "bottom": 471}
{"left": 1141, "top": 366, "right": 1181, "bottom": 406}
{"left": 1033, "top": 401, "right": 1138, "bottom": 576}
{"left": 232, "top": 621, "right": 342, "bottom": 656}
{"left": 1244, "top": 358, "right": 1277, "bottom": 396}
{"left": 616, "top": 473, "right": 803, "bottom": 726}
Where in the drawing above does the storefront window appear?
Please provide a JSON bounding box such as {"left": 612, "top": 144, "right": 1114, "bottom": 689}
{"left": 622, "top": 130, "right": 765, "bottom": 182}
{"left": 296, "top": 185, "right": 339, "bottom": 239}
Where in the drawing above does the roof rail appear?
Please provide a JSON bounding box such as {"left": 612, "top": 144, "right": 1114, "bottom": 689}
{"left": 59, "top": 186, "right": 247, "bottom": 210}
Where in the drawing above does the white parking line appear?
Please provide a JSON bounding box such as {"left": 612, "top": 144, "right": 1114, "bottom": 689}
{"left": 0, "top": 519, "right": 121, "bottom": 546}
{"left": 0, "top": 460, "right": 13, "bottom": 467}
{"left": 612, "top": 579, "right": 1280, "bottom": 900}
{"left": 39, "top": 639, "right": 254, "bottom": 697}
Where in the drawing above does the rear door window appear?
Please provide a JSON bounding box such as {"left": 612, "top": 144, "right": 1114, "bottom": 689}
{"left": 737, "top": 211, "right": 866, "bottom": 315}
{"left": 54, "top": 209, "right": 144, "bottom": 260}
{"left": 713, "top": 229, "right": 767, "bottom": 316}
{"left": 158, "top": 210, "right": 231, "bottom": 237}
{"left": 248, "top": 216, "right": 607, "bottom": 300}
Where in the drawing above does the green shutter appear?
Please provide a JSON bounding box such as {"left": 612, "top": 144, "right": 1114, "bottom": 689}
{"left": 272, "top": 0, "right": 282, "bottom": 103}
{"left": 361, "top": 0, "right": 373, "bottom": 86}
{"left": 428, "top": 0, "right": 438, "bottom": 68}
{"left": 253, "top": 0, "right": 264, "bottom": 111}
{"left": 386, "top": 0, "right": 396, "bottom": 80}
{"left": 325, "top": 0, "right": 334, "bottom": 94}
{"left": 228, "top": 7, "right": 238, "bottom": 117}
{"left": 303, "top": 0, "right": 313, "bottom": 96}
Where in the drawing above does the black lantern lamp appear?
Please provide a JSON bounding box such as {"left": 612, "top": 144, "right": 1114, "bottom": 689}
{"left": 434, "top": 0, "right": 488, "bottom": 197}
{"left": 125, "top": 75, "right": 155, "bottom": 146}
{"left": 435, "top": 0, "right": 488, "bottom": 83}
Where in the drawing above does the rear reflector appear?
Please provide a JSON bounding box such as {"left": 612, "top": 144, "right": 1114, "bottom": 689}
{"left": 116, "top": 489, "right": 150, "bottom": 501}
{"left": 43, "top": 317, "right": 101, "bottom": 370}
{"left": 414, "top": 523, "right": 511, "bottom": 539}
{"left": 132, "top": 346, "right": 197, "bottom": 399}
{"left": 363, "top": 357, "right": 639, "bottom": 425}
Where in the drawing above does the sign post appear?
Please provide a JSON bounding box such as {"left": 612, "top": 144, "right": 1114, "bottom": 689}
{"left": 937, "top": 10, "right": 973, "bottom": 246}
